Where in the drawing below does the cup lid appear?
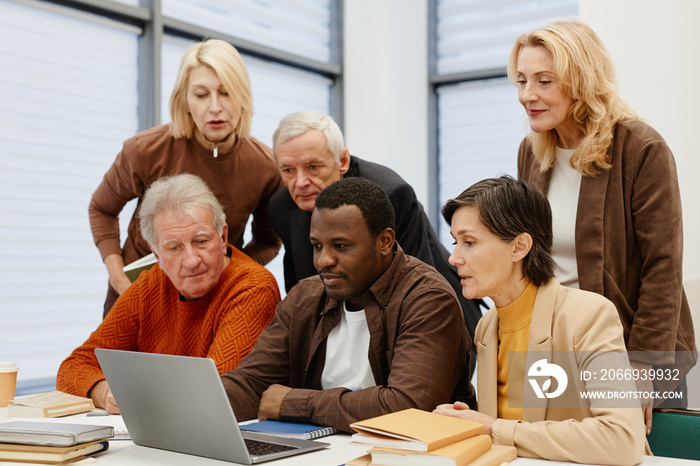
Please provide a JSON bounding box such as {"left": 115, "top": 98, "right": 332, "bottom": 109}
{"left": 0, "top": 361, "right": 18, "bottom": 372}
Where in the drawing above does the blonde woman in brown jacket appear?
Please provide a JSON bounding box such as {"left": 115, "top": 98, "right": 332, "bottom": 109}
{"left": 510, "top": 18, "right": 696, "bottom": 435}
{"left": 89, "top": 40, "right": 282, "bottom": 317}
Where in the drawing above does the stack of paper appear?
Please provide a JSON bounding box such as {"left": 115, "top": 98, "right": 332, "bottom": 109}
{"left": 349, "top": 408, "right": 517, "bottom": 466}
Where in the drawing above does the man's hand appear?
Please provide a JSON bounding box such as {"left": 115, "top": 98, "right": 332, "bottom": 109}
{"left": 630, "top": 360, "right": 654, "bottom": 435}
{"left": 433, "top": 401, "right": 495, "bottom": 436}
{"left": 258, "top": 384, "right": 292, "bottom": 421}
{"left": 88, "top": 380, "right": 120, "bottom": 414}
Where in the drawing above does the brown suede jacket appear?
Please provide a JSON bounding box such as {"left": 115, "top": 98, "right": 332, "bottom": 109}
{"left": 518, "top": 119, "right": 696, "bottom": 378}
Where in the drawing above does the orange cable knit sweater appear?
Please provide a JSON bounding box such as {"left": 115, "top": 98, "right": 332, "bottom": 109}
{"left": 56, "top": 246, "right": 280, "bottom": 397}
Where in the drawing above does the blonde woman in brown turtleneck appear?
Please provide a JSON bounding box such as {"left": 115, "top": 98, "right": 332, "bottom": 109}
{"left": 89, "top": 39, "right": 282, "bottom": 317}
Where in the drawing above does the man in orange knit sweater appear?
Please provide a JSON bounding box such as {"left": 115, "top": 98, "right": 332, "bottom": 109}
{"left": 57, "top": 174, "right": 280, "bottom": 414}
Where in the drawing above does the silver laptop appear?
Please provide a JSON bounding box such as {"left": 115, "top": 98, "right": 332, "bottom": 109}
{"left": 95, "top": 349, "right": 329, "bottom": 464}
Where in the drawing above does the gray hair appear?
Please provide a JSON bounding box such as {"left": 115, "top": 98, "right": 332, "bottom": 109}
{"left": 272, "top": 111, "right": 345, "bottom": 161}
{"left": 138, "top": 174, "right": 226, "bottom": 248}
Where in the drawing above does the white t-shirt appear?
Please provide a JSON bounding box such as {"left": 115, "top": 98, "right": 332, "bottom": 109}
{"left": 548, "top": 147, "right": 581, "bottom": 288}
{"left": 321, "top": 303, "right": 375, "bottom": 391}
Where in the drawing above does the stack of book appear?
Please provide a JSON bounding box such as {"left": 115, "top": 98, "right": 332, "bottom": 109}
{"left": 348, "top": 408, "right": 517, "bottom": 466}
{"left": 0, "top": 421, "right": 114, "bottom": 464}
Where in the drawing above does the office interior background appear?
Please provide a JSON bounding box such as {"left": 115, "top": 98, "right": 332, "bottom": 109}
{"left": 1, "top": 0, "right": 698, "bottom": 407}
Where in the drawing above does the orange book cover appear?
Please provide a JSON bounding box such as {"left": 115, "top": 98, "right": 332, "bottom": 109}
{"left": 350, "top": 408, "right": 484, "bottom": 452}
{"left": 469, "top": 444, "right": 517, "bottom": 466}
{"left": 369, "top": 434, "right": 492, "bottom": 466}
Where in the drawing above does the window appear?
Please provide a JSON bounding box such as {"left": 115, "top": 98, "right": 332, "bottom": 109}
{"left": 436, "top": 78, "right": 528, "bottom": 247}
{"left": 431, "top": 0, "right": 578, "bottom": 244}
{"left": 0, "top": 0, "right": 140, "bottom": 393}
{"left": 0, "top": 0, "right": 341, "bottom": 393}
{"left": 162, "top": 0, "right": 332, "bottom": 63}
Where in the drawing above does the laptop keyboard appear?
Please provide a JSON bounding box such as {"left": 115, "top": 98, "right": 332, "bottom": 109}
{"left": 245, "top": 438, "right": 299, "bottom": 456}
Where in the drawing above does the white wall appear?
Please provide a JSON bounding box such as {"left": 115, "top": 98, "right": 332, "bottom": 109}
{"left": 343, "top": 0, "right": 430, "bottom": 207}
{"left": 581, "top": 1, "right": 700, "bottom": 406}
{"left": 580, "top": 0, "right": 700, "bottom": 283}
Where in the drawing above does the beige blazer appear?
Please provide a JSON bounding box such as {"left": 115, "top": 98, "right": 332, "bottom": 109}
{"left": 476, "top": 279, "right": 647, "bottom": 465}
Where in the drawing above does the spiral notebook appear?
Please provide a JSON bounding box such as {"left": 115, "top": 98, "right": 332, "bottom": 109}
{"left": 240, "top": 421, "right": 339, "bottom": 440}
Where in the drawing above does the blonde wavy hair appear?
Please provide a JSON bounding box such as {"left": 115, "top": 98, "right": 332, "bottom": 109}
{"left": 507, "top": 18, "right": 636, "bottom": 175}
{"left": 169, "top": 39, "right": 253, "bottom": 141}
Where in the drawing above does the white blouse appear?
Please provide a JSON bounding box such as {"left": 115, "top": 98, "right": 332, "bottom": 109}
{"left": 548, "top": 147, "right": 581, "bottom": 288}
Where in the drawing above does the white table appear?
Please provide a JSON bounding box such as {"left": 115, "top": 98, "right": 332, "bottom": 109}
{"left": 1, "top": 408, "right": 698, "bottom": 465}
{"left": 0, "top": 410, "right": 370, "bottom": 465}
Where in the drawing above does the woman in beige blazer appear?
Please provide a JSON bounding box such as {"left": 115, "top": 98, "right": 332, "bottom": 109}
{"left": 435, "top": 177, "right": 646, "bottom": 465}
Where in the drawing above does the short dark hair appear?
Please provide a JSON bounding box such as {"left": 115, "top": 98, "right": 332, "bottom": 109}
{"left": 441, "top": 176, "right": 554, "bottom": 287}
{"left": 314, "top": 177, "right": 396, "bottom": 238}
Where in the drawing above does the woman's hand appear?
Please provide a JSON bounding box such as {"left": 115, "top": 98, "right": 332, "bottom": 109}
{"left": 433, "top": 401, "right": 496, "bottom": 436}
{"left": 104, "top": 254, "right": 133, "bottom": 295}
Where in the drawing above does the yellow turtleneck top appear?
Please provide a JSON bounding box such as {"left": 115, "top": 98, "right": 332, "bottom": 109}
{"left": 496, "top": 281, "right": 538, "bottom": 420}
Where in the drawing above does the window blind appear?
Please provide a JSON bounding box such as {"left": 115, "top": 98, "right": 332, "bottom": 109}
{"left": 436, "top": 0, "right": 579, "bottom": 74}
{"left": 0, "top": 0, "right": 334, "bottom": 392}
{"left": 0, "top": 0, "right": 140, "bottom": 390}
{"left": 162, "top": 0, "right": 332, "bottom": 63}
{"left": 436, "top": 78, "right": 528, "bottom": 245}
{"left": 434, "top": 0, "right": 579, "bottom": 249}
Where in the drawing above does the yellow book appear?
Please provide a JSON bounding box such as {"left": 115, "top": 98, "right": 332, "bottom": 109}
{"left": 345, "top": 454, "right": 372, "bottom": 466}
{"left": 469, "top": 444, "right": 517, "bottom": 466}
{"left": 8, "top": 391, "right": 95, "bottom": 418}
{"left": 350, "top": 408, "right": 484, "bottom": 452}
{"left": 369, "top": 434, "right": 492, "bottom": 466}
{"left": 347, "top": 444, "right": 517, "bottom": 466}
{"left": 0, "top": 440, "right": 109, "bottom": 464}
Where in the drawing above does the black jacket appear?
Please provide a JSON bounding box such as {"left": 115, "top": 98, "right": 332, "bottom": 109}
{"left": 268, "top": 156, "right": 483, "bottom": 338}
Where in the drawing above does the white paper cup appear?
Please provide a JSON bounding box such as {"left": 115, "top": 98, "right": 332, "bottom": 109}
{"left": 0, "top": 361, "right": 19, "bottom": 407}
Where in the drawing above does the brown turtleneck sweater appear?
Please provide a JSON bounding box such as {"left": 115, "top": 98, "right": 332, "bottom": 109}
{"left": 89, "top": 124, "right": 282, "bottom": 270}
